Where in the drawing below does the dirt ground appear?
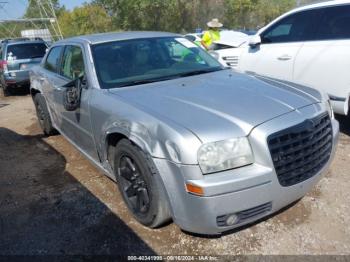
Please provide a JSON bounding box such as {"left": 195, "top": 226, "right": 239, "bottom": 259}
{"left": 1, "top": 93, "right": 350, "bottom": 256}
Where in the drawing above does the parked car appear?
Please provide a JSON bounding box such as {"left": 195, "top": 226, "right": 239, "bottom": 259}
{"left": 30, "top": 32, "right": 338, "bottom": 235}
{"left": 238, "top": 29, "right": 257, "bottom": 36}
{"left": 0, "top": 38, "right": 47, "bottom": 96}
{"left": 208, "top": 31, "right": 249, "bottom": 68}
{"left": 184, "top": 33, "right": 204, "bottom": 47}
{"left": 185, "top": 30, "right": 248, "bottom": 52}
{"left": 215, "top": 0, "right": 350, "bottom": 115}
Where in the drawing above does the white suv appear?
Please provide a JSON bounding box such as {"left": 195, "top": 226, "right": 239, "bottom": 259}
{"left": 222, "top": 0, "right": 350, "bottom": 115}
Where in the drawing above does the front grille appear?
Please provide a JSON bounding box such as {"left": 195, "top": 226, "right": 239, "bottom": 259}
{"left": 217, "top": 202, "right": 272, "bottom": 227}
{"left": 222, "top": 56, "right": 239, "bottom": 68}
{"left": 268, "top": 113, "right": 332, "bottom": 187}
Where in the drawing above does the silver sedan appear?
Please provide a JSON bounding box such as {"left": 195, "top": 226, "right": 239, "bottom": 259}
{"left": 30, "top": 32, "right": 339, "bottom": 235}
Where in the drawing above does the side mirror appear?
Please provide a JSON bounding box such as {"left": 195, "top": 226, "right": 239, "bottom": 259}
{"left": 248, "top": 35, "right": 262, "bottom": 48}
{"left": 63, "top": 75, "right": 87, "bottom": 111}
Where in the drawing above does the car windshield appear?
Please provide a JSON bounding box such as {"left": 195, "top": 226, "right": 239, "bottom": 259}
{"left": 6, "top": 43, "right": 47, "bottom": 60}
{"left": 91, "top": 37, "right": 224, "bottom": 89}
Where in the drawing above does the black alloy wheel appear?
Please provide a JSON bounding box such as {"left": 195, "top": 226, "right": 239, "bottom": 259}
{"left": 118, "top": 155, "right": 150, "bottom": 214}
{"left": 113, "top": 139, "right": 171, "bottom": 228}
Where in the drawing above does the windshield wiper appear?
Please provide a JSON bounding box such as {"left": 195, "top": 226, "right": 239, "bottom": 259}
{"left": 117, "top": 77, "right": 173, "bottom": 87}
{"left": 176, "top": 67, "right": 224, "bottom": 77}
{"left": 116, "top": 67, "right": 225, "bottom": 88}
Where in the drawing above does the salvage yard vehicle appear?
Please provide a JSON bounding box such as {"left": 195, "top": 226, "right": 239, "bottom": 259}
{"left": 208, "top": 31, "right": 249, "bottom": 68}
{"left": 217, "top": 0, "right": 350, "bottom": 115}
{"left": 184, "top": 33, "right": 203, "bottom": 47}
{"left": 30, "top": 32, "right": 339, "bottom": 235}
{"left": 0, "top": 38, "right": 47, "bottom": 96}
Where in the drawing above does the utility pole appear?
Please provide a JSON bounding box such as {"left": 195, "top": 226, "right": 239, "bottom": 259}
{"left": 0, "top": 0, "right": 63, "bottom": 40}
{"left": 35, "top": 0, "right": 63, "bottom": 40}
{"left": 0, "top": 1, "right": 16, "bottom": 38}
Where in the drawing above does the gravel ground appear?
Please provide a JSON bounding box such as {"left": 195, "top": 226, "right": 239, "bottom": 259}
{"left": 0, "top": 93, "right": 350, "bottom": 256}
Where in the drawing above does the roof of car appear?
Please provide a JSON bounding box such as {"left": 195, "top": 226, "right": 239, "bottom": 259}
{"left": 57, "top": 31, "right": 180, "bottom": 45}
{"left": 257, "top": 0, "right": 350, "bottom": 35}
{"left": 5, "top": 40, "right": 47, "bottom": 45}
{"left": 290, "top": 0, "right": 349, "bottom": 13}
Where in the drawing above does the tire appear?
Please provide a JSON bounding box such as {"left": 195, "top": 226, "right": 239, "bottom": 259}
{"left": 1, "top": 84, "right": 11, "bottom": 97}
{"left": 114, "top": 139, "right": 171, "bottom": 228}
{"left": 33, "top": 93, "right": 57, "bottom": 136}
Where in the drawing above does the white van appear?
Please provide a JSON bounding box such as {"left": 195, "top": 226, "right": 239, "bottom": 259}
{"left": 217, "top": 0, "right": 350, "bottom": 115}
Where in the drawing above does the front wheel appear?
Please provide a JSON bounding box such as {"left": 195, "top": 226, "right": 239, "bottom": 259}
{"left": 114, "top": 139, "right": 171, "bottom": 228}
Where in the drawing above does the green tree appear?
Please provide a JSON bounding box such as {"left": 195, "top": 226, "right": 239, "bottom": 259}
{"left": 0, "top": 22, "right": 27, "bottom": 39}
{"left": 98, "top": 0, "right": 174, "bottom": 31}
{"left": 224, "top": 0, "right": 295, "bottom": 30}
{"left": 58, "top": 4, "right": 113, "bottom": 37}
{"left": 13, "top": 0, "right": 301, "bottom": 39}
{"left": 255, "top": 0, "right": 295, "bottom": 28}
{"left": 223, "top": 0, "right": 259, "bottom": 30}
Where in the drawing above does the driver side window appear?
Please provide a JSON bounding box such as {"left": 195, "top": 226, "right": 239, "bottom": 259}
{"left": 61, "top": 45, "right": 85, "bottom": 80}
{"left": 261, "top": 9, "right": 319, "bottom": 44}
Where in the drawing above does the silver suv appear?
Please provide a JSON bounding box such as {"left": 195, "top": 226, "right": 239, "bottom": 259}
{"left": 30, "top": 32, "right": 339, "bottom": 235}
{"left": 0, "top": 38, "right": 47, "bottom": 96}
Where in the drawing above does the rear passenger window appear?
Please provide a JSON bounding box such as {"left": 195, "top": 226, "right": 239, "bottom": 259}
{"left": 44, "top": 46, "right": 63, "bottom": 73}
{"left": 261, "top": 9, "right": 319, "bottom": 44}
{"left": 60, "top": 46, "right": 85, "bottom": 80}
{"left": 315, "top": 5, "right": 350, "bottom": 40}
{"left": 6, "top": 43, "right": 47, "bottom": 60}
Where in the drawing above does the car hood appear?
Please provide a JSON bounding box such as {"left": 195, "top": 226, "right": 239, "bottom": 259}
{"left": 108, "top": 70, "right": 321, "bottom": 143}
{"left": 213, "top": 31, "right": 249, "bottom": 48}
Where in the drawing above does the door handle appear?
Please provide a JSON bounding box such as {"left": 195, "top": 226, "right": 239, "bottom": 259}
{"left": 277, "top": 55, "right": 292, "bottom": 61}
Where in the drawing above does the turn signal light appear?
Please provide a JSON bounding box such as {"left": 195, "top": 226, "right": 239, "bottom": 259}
{"left": 185, "top": 183, "right": 204, "bottom": 196}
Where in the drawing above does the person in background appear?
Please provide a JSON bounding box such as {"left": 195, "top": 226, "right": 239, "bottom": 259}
{"left": 201, "top": 18, "right": 223, "bottom": 50}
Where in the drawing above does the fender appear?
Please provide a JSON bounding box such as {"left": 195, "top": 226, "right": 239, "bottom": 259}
{"left": 29, "top": 71, "right": 44, "bottom": 94}
{"left": 101, "top": 121, "right": 154, "bottom": 164}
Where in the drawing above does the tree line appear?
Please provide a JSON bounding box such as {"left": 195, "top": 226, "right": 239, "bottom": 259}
{"left": 0, "top": 0, "right": 321, "bottom": 39}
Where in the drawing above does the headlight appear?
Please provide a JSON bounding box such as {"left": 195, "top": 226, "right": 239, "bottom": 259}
{"left": 198, "top": 137, "right": 254, "bottom": 174}
{"left": 326, "top": 99, "right": 334, "bottom": 119}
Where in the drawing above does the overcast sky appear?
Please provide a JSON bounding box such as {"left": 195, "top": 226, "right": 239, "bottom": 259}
{"left": 0, "top": 0, "right": 89, "bottom": 19}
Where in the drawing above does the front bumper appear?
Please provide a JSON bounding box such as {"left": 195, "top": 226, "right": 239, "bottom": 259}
{"left": 154, "top": 104, "right": 339, "bottom": 235}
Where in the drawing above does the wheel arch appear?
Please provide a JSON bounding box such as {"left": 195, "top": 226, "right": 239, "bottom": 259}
{"left": 105, "top": 130, "right": 174, "bottom": 223}
{"left": 104, "top": 128, "right": 154, "bottom": 172}
{"left": 30, "top": 87, "right": 41, "bottom": 98}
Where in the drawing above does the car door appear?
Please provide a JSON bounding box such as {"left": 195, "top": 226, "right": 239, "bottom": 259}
{"left": 293, "top": 4, "right": 350, "bottom": 115}
{"left": 239, "top": 9, "right": 319, "bottom": 81}
{"left": 54, "top": 44, "right": 98, "bottom": 160}
{"left": 41, "top": 45, "right": 65, "bottom": 124}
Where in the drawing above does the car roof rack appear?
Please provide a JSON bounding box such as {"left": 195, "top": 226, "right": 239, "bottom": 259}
{"left": 1, "top": 37, "right": 45, "bottom": 44}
